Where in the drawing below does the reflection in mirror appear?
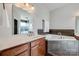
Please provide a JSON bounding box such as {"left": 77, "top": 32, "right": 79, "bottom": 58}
{"left": 12, "top": 4, "right": 33, "bottom": 35}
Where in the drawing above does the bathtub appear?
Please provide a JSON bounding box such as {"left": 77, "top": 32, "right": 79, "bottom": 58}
{"left": 45, "top": 34, "right": 76, "bottom": 41}
{"left": 45, "top": 34, "right": 78, "bottom": 56}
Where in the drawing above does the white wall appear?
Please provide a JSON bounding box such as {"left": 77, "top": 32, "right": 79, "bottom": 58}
{"left": 0, "top": 4, "right": 3, "bottom": 25}
{"left": 50, "top": 4, "right": 79, "bottom": 30}
{"left": 75, "top": 16, "right": 79, "bottom": 35}
{"left": 0, "top": 3, "right": 12, "bottom": 37}
{"left": 32, "top": 4, "right": 49, "bottom": 34}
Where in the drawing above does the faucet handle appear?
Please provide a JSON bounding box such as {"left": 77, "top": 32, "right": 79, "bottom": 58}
{"left": 57, "top": 32, "right": 62, "bottom": 35}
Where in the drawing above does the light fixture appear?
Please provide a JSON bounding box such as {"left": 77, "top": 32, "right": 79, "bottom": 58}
{"left": 25, "top": 3, "right": 29, "bottom": 7}
{"left": 31, "top": 6, "right": 34, "bottom": 10}
{"left": 15, "top": 3, "right": 34, "bottom": 11}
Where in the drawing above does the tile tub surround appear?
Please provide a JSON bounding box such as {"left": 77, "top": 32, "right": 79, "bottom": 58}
{"left": 49, "top": 29, "right": 74, "bottom": 36}
{"left": 48, "top": 41, "right": 79, "bottom": 56}
{"left": 38, "top": 29, "right": 74, "bottom": 36}
{"left": 0, "top": 35, "right": 45, "bottom": 51}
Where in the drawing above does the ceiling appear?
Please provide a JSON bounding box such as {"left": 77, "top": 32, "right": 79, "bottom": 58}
{"left": 32, "top": 3, "right": 69, "bottom": 11}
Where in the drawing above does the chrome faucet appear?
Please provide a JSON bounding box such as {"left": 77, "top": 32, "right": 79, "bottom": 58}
{"left": 27, "top": 31, "right": 34, "bottom": 36}
{"left": 57, "top": 32, "right": 62, "bottom": 39}
{"left": 58, "top": 32, "right": 62, "bottom": 35}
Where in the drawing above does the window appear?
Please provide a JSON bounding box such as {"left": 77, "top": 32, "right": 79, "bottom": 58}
{"left": 20, "top": 20, "right": 32, "bottom": 34}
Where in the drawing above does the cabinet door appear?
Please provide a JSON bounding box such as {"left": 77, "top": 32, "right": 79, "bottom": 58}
{"left": 31, "top": 45, "right": 39, "bottom": 56}
{"left": 38, "top": 44, "right": 46, "bottom": 56}
{"left": 38, "top": 38, "right": 46, "bottom": 56}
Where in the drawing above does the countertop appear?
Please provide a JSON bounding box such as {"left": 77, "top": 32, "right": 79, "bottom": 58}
{"left": 0, "top": 35, "right": 45, "bottom": 51}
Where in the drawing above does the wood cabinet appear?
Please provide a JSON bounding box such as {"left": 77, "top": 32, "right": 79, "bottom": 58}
{"left": 0, "top": 43, "right": 30, "bottom": 56}
{"left": 31, "top": 38, "right": 46, "bottom": 56}
{"left": 0, "top": 37, "right": 46, "bottom": 56}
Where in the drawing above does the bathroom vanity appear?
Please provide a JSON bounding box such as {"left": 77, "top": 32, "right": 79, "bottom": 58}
{"left": 0, "top": 35, "right": 46, "bottom": 56}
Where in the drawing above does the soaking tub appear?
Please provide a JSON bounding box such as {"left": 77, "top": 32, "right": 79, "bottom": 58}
{"left": 45, "top": 34, "right": 79, "bottom": 56}
{"left": 45, "top": 34, "right": 76, "bottom": 41}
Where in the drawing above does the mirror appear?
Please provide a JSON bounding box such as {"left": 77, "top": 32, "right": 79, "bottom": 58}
{"left": 12, "top": 4, "right": 33, "bottom": 35}
{"left": 75, "top": 16, "right": 79, "bottom": 35}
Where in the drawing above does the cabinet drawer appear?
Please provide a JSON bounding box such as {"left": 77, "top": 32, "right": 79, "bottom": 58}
{"left": 31, "top": 38, "right": 45, "bottom": 47}
{"left": 1, "top": 43, "right": 30, "bottom": 56}
{"left": 18, "top": 50, "right": 30, "bottom": 56}
{"left": 31, "top": 39, "right": 40, "bottom": 47}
